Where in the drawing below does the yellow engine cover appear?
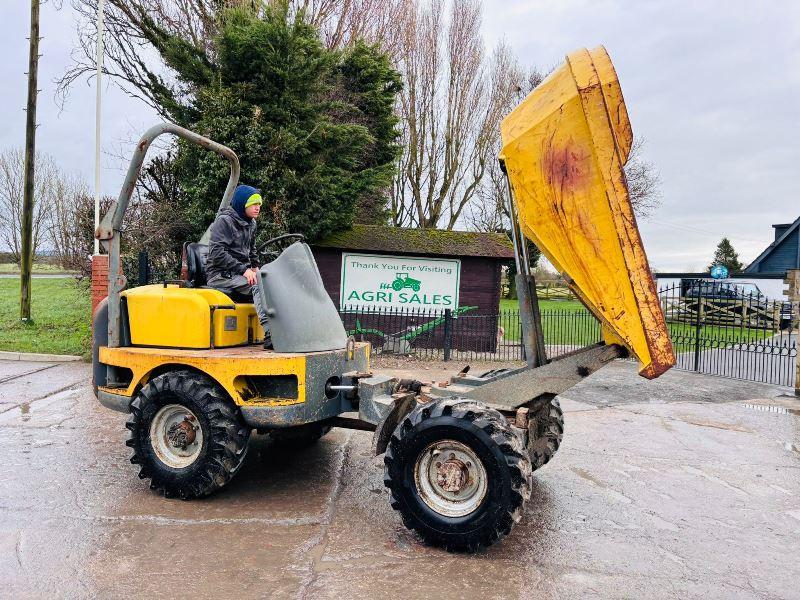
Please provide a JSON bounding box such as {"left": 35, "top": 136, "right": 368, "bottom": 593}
{"left": 500, "top": 46, "right": 675, "bottom": 379}
{"left": 122, "top": 285, "right": 264, "bottom": 349}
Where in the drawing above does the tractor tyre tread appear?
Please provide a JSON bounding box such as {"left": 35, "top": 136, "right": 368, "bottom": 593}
{"left": 528, "top": 397, "right": 565, "bottom": 470}
{"left": 383, "top": 397, "right": 532, "bottom": 553}
{"left": 126, "top": 369, "right": 250, "bottom": 499}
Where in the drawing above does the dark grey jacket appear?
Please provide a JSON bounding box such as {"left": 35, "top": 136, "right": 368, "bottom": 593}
{"left": 207, "top": 207, "right": 258, "bottom": 280}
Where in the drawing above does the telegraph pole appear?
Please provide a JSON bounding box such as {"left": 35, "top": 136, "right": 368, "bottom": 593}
{"left": 20, "top": 0, "right": 40, "bottom": 323}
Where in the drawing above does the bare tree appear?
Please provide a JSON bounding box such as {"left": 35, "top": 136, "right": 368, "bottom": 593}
{"left": 0, "top": 149, "right": 57, "bottom": 263}
{"left": 47, "top": 173, "right": 97, "bottom": 272}
{"left": 468, "top": 55, "right": 543, "bottom": 232}
{"left": 390, "top": 0, "right": 524, "bottom": 230}
{"left": 624, "top": 136, "right": 661, "bottom": 218}
{"left": 46, "top": 162, "right": 188, "bottom": 279}
{"left": 284, "top": 0, "right": 406, "bottom": 55}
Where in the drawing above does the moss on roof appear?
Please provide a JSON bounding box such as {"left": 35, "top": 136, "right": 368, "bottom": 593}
{"left": 313, "top": 224, "right": 514, "bottom": 259}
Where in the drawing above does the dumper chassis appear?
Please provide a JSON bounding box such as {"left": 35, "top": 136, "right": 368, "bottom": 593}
{"left": 93, "top": 46, "right": 673, "bottom": 552}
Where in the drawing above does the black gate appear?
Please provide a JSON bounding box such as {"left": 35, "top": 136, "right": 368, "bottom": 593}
{"left": 659, "top": 281, "right": 797, "bottom": 387}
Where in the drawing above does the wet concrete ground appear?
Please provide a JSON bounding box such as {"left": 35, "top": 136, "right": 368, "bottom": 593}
{"left": 1, "top": 358, "right": 799, "bottom": 599}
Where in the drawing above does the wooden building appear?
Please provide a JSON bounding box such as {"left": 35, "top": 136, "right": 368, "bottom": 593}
{"left": 656, "top": 216, "right": 800, "bottom": 303}
{"left": 310, "top": 225, "right": 514, "bottom": 352}
{"left": 744, "top": 217, "right": 800, "bottom": 277}
{"left": 312, "top": 224, "right": 513, "bottom": 312}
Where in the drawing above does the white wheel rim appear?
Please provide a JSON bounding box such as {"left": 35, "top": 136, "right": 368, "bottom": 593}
{"left": 149, "top": 404, "right": 204, "bottom": 469}
{"left": 414, "top": 439, "right": 487, "bottom": 518}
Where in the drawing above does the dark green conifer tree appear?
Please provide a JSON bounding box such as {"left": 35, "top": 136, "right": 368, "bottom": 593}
{"left": 707, "top": 237, "right": 744, "bottom": 273}
{"left": 134, "top": 4, "right": 401, "bottom": 242}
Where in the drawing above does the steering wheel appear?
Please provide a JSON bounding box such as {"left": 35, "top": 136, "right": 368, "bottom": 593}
{"left": 257, "top": 233, "right": 305, "bottom": 260}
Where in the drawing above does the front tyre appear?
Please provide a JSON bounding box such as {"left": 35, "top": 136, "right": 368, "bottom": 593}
{"left": 126, "top": 370, "right": 251, "bottom": 499}
{"left": 383, "top": 398, "right": 532, "bottom": 552}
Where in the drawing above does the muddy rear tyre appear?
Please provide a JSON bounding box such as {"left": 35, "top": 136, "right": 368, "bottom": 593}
{"left": 126, "top": 370, "right": 250, "bottom": 499}
{"left": 383, "top": 398, "right": 532, "bottom": 552}
{"left": 527, "top": 397, "right": 564, "bottom": 470}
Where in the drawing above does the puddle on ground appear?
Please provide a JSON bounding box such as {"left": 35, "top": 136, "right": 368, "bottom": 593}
{"left": 571, "top": 467, "right": 605, "bottom": 488}
{"left": 677, "top": 417, "right": 752, "bottom": 432}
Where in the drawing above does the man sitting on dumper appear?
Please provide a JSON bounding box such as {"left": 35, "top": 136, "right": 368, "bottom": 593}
{"left": 207, "top": 184, "right": 272, "bottom": 348}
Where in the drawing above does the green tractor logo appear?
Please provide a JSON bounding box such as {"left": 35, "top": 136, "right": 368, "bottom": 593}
{"left": 386, "top": 272, "right": 421, "bottom": 292}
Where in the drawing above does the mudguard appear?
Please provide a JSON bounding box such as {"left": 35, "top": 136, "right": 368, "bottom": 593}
{"left": 500, "top": 46, "right": 675, "bottom": 378}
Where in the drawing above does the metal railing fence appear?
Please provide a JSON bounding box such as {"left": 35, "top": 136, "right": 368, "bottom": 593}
{"left": 339, "top": 305, "right": 602, "bottom": 363}
{"left": 659, "top": 281, "right": 797, "bottom": 387}
{"left": 339, "top": 282, "right": 797, "bottom": 387}
{"left": 130, "top": 251, "right": 797, "bottom": 387}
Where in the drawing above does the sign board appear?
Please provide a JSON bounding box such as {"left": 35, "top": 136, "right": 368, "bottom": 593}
{"left": 710, "top": 264, "right": 729, "bottom": 279}
{"left": 340, "top": 253, "right": 460, "bottom": 312}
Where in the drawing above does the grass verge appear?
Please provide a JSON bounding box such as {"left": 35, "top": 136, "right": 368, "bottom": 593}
{"left": 497, "top": 297, "right": 776, "bottom": 346}
{"left": 500, "top": 298, "right": 585, "bottom": 312}
{"left": 498, "top": 298, "right": 597, "bottom": 343}
{"left": 0, "top": 278, "right": 90, "bottom": 357}
{"left": 0, "top": 262, "right": 75, "bottom": 274}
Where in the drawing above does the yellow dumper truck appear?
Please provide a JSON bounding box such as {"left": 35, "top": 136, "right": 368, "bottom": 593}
{"left": 93, "top": 46, "right": 674, "bottom": 552}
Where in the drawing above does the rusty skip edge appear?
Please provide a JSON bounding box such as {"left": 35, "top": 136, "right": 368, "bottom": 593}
{"left": 568, "top": 48, "right": 675, "bottom": 380}
{"left": 597, "top": 124, "right": 675, "bottom": 379}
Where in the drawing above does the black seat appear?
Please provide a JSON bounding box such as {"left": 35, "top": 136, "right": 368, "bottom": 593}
{"left": 183, "top": 241, "right": 255, "bottom": 304}
{"left": 184, "top": 242, "right": 208, "bottom": 288}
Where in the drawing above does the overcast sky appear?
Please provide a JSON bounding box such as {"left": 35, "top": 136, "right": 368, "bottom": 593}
{"left": 2, "top": 1, "right": 799, "bottom": 271}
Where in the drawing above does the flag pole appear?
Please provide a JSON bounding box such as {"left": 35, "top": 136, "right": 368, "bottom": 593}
{"left": 94, "top": 0, "right": 105, "bottom": 255}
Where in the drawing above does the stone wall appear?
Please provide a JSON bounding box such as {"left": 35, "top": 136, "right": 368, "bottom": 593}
{"left": 788, "top": 270, "right": 800, "bottom": 396}
{"left": 785, "top": 269, "right": 800, "bottom": 307}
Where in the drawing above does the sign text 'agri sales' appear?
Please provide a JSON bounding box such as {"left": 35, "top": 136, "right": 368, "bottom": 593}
{"left": 340, "top": 253, "right": 460, "bottom": 312}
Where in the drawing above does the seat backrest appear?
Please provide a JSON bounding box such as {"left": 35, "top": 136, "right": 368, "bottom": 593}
{"left": 184, "top": 242, "right": 209, "bottom": 287}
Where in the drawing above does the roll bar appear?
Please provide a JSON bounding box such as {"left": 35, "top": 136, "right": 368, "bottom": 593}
{"left": 96, "top": 123, "right": 240, "bottom": 349}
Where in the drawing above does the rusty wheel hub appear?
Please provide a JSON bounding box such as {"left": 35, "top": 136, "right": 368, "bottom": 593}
{"left": 436, "top": 458, "right": 469, "bottom": 493}
{"left": 167, "top": 418, "right": 197, "bottom": 450}
{"left": 150, "top": 404, "right": 203, "bottom": 469}
{"left": 414, "top": 440, "right": 487, "bottom": 518}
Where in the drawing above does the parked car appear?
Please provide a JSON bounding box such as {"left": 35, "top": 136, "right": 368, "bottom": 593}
{"left": 682, "top": 280, "right": 764, "bottom": 301}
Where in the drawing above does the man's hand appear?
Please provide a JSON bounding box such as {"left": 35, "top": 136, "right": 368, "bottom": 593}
{"left": 244, "top": 267, "right": 258, "bottom": 286}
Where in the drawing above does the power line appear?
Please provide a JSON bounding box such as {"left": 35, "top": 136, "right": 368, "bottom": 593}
{"left": 644, "top": 218, "right": 771, "bottom": 245}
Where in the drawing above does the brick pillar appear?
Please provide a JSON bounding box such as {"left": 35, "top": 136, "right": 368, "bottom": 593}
{"left": 91, "top": 254, "right": 109, "bottom": 316}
